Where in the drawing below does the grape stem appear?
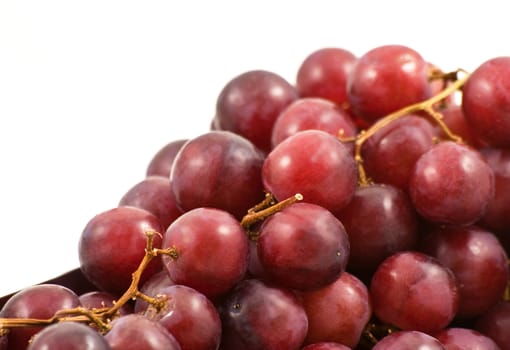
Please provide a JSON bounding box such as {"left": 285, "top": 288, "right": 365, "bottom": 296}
{"left": 0, "top": 231, "right": 176, "bottom": 333}
{"left": 343, "top": 69, "right": 469, "bottom": 186}
{"left": 240, "top": 193, "right": 303, "bottom": 233}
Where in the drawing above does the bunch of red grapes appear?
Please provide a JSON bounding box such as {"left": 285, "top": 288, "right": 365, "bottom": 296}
{"left": 1, "top": 44, "right": 509, "bottom": 349}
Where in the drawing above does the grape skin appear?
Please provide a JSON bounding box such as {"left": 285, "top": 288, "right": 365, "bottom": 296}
{"left": 300, "top": 272, "right": 371, "bottom": 348}
{"left": 78, "top": 206, "right": 163, "bottom": 296}
{"left": 256, "top": 202, "right": 350, "bottom": 291}
{"left": 105, "top": 314, "right": 181, "bottom": 350}
{"left": 170, "top": 130, "right": 265, "bottom": 220}
{"left": 408, "top": 141, "right": 494, "bottom": 225}
{"left": 27, "top": 322, "right": 111, "bottom": 350}
{"left": 420, "top": 225, "right": 509, "bottom": 319}
{"left": 295, "top": 47, "right": 357, "bottom": 106}
{"left": 263, "top": 129, "right": 357, "bottom": 215}
{"left": 370, "top": 251, "right": 459, "bottom": 334}
{"left": 0, "top": 284, "right": 82, "bottom": 349}
{"left": 161, "top": 207, "right": 249, "bottom": 299}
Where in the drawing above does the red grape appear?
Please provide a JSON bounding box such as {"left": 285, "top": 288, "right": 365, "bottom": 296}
{"left": 408, "top": 141, "right": 494, "bottom": 225}
{"left": 347, "top": 44, "right": 431, "bottom": 123}
{"left": 479, "top": 148, "right": 510, "bottom": 238}
{"left": 105, "top": 313, "right": 181, "bottom": 350}
{"left": 300, "top": 272, "right": 371, "bottom": 348}
{"left": 434, "top": 327, "right": 500, "bottom": 350}
{"left": 361, "top": 114, "right": 436, "bottom": 190}
{"left": 462, "top": 56, "right": 510, "bottom": 147}
{"left": 220, "top": 279, "right": 308, "bottom": 350}
{"left": 372, "top": 331, "right": 445, "bottom": 349}
{"left": 119, "top": 175, "right": 184, "bottom": 230}
{"left": 215, "top": 70, "right": 298, "bottom": 153}
{"left": 78, "top": 206, "right": 163, "bottom": 295}
{"left": 296, "top": 47, "right": 357, "bottom": 106}
{"left": 256, "top": 202, "right": 350, "bottom": 291}
{"left": 79, "top": 291, "right": 132, "bottom": 316}
{"left": 161, "top": 207, "right": 249, "bottom": 299}
{"left": 420, "top": 225, "right": 509, "bottom": 319}
{"left": 27, "top": 322, "right": 111, "bottom": 350}
{"left": 146, "top": 139, "right": 188, "bottom": 178}
{"left": 0, "top": 284, "right": 81, "bottom": 349}
{"left": 147, "top": 285, "right": 222, "bottom": 350}
{"left": 170, "top": 130, "right": 265, "bottom": 220}
{"left": 301, "top": 343, "right": 351, "bottom": 350}
{"left": 475, "top": 301, "right": 510, "bottom": 350}
{"left": 263, "top": 130, "right": 357, "bottom": 215}
{"left": 271, "top": 97, "right": 357, "bottom": 149}
{"left": 370, "top": 251, "right": 459, "bottom": 334}
{"left": 134, "top": 270, "right": 175, "bottom": 314}
{"left": 336, "top": 184, "right": 419, "bottom": 279}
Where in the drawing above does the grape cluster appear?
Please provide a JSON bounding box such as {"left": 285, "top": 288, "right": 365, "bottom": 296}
{"left": 0, "top": 44, "right": 509, "bottom": 349}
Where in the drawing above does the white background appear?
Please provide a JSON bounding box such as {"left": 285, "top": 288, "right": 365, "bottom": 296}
{"left": 0, "top": 1, "right": 508, "bottom": 296}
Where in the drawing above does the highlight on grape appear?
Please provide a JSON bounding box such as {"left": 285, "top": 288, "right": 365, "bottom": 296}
{"left": 0, "top": 44, "right": 509, "bottom": 350}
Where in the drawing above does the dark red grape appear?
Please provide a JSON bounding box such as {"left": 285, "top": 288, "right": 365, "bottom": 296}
{"left": 105, "top": 314, "right": 181, "bottom": 350}
{"left": 170, "top": 130, "right": 265, "bottom": 220}
{"left": 434, "top": 327, "right": 500, "bottom": 350}
{"left": 361, "top": 114, "right": 436, "bottom": 190}
{"left": 301, "top": 342, "right": 351, "bottom": 350}
{"left": 462, "top": 56, "right": 510, "bottom": 147}
{"left": 408, "top": 141, "right": 494, "bottom": 225}
{"left": 0, "top": 284, "right": 81, "bottom": 349}
{"left": 296, "top": 47, "right": 357, "bottom": 106}
{"left": 146, "top": 139, "right": 188, "bottom": 178}
{"left": 347, "top": 44, "right": 431, "bottom": 123}
{"left": 300, "top": 272, "right": 371, "bottom": 348}
{"left": 134, "top": 270, "right": 175, "bottom": 313}
{"left": 420, "top": 225, "right": 509, "bottom": 319}
{"left": 370, "top": 251, "right": 458, "bottom": 333}
{"left": 78, "top": 206, "right": 163, "bottom": 295}
{"left": 336, "top": 184, "right": 419, "bottom": 279}
{"left": 263, "top": 130, "right": 357, "bottom": 215}
{"left": 256, "top": 202, "right": 350, "bottom": 291}
{"left": 271, "top": 97, "right": 357, "bottom": 149}
{"left": 215, "top": 70, "right": 298, "bottom": 153}
{"left": 119, "top": 175, "right": 183, "bottom": 230}
{"left": 27, "top": 322, "right": 111, "bottom": 350}
{"left": 161, "top": 207, "right": 249, "bottom": 299}
{"left": 146, "top": 285, "right": 221, "bottom": 350}
{"left": 475, "top": 301, "right": 510, "bottom": 349}
{"left": 220, "top": 279, "right": 308, "bottom": 350}
{"left": 372, "top": 331, "right": 445, "bottom": 349}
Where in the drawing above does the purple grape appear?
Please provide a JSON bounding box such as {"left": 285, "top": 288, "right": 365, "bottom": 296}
{"left": 475, "top": 301, "right": 510, "bottom": 350}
